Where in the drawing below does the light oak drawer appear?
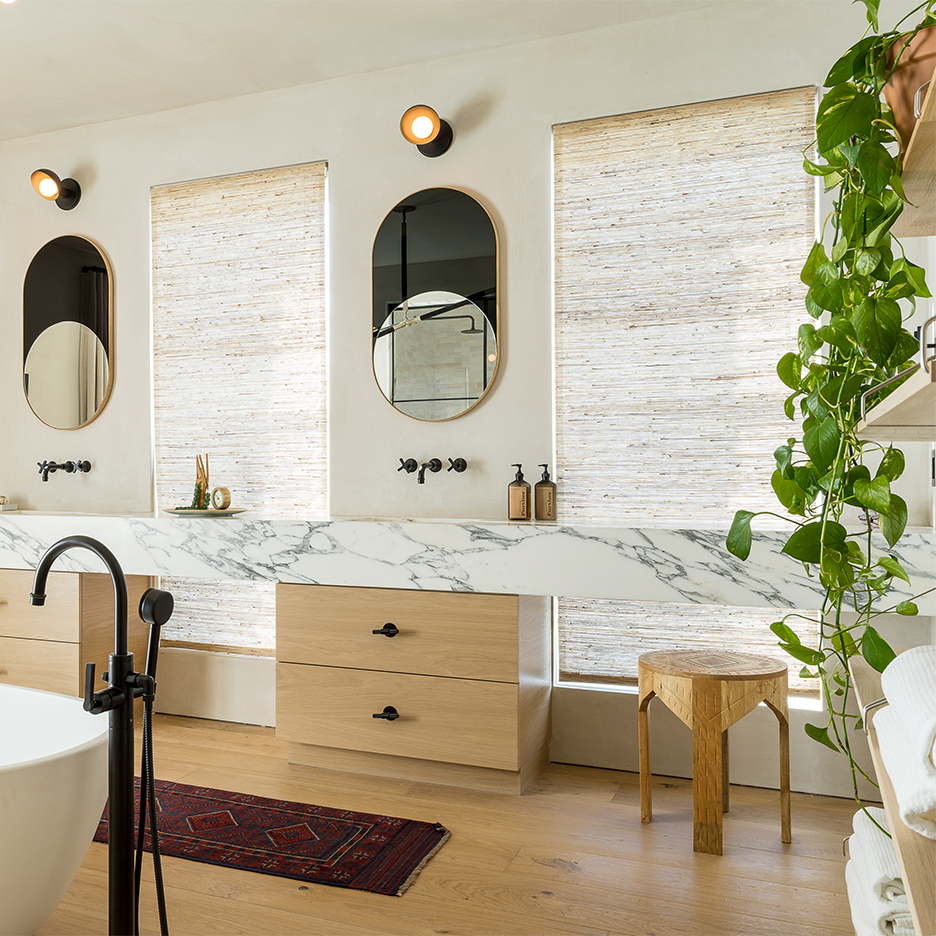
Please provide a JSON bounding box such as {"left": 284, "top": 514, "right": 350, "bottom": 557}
{"left": 0, "top": 570, "right": 80, "bottom": 642}
{"left": 0, "top": 636, "right": 79, "bottom": 696}
{"left": 276, "top": 662, "right": 519, "bottom": 770}
{"left": 277, "top": 585, "right": 520, "bottom": 682}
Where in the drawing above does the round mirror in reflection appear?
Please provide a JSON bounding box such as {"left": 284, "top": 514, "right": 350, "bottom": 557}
{"left": 24, "top": 322, "right": 110, "bottom": 429}
{"left": 23, "top": 235, "right": 113, "bottom": 430}
{"left": 372, "top": 188, "right": 498, "bottom": 421}
{"left": 374, "top": 291, "right": 497, "bottom": 421}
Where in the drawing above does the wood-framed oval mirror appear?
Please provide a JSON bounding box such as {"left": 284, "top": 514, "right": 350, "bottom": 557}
{"left": 23, "top": 235, "right": 113, "bottom": 430}
{"left": 372, "top": 187, "right": 498, "bottom": 421}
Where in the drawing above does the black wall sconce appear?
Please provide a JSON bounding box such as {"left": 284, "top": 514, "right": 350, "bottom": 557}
{"left": 31, "top": 169, "right": 81, "bottom": 210}
{"left": 400, "top": 105, "right": 453, "bottom": 158}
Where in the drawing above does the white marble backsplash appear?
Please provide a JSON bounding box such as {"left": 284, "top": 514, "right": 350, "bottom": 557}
{"left": 1, "top": 512, "right": 933, "bottom": 614}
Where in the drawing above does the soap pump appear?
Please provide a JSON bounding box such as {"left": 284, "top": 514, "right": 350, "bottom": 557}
{"left": 535, "top": 464, "right": 557, "bottom": 521}
{"left": 508, "top": 464, "right": 531, "bottom": 521}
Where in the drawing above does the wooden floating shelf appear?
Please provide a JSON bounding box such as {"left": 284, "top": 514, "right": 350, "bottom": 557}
{"left": 855, "top": 364, "right": 936, "bottom": 441}
{"left": 850, "top": 656, "right": 936, "bottom": 936}
{"left": 892, "top": 78, "right": 935, "bottom": 238}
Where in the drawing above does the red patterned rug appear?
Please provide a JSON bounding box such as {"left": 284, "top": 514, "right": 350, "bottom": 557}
{"left": 94, "top": 779, "right": 450, "bottom": 896}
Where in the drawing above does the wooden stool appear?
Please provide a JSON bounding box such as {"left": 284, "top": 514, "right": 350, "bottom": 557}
{"left": 638, "top": 649, "right": 791, "bottom": 855}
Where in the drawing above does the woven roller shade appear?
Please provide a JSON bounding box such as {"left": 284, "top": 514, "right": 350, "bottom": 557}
{"left": 554, "top": 89, "right": 818, "bottom": 689}
{"left": 152, "top": 162, "right": 327, "bottom": 652}
{"left": 554, "top": 87, "right": 815, "bottom": 523}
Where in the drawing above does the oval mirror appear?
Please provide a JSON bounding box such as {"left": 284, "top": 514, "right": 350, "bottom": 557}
{"left": 23, "top": 235, "right": 113, "bottom": 429}
{"left": 372, "top": 188, "right": 498, "bottom": 420}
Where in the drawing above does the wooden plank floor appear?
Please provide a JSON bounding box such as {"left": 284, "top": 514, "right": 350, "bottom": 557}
{"left": 39, "top": 714, "right": 861, "bottom": 936}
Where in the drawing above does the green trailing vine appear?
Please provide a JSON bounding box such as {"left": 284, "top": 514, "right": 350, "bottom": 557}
{"left": 726, "top": 0, "right": 935, "bottom": 807}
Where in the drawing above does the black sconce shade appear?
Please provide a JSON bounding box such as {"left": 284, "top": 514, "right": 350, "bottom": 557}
{"left": 400, "top": 105, "right": 453, "bottom": 157}
{"left": 31, "top": 169, "right": 81, "bottom": 210}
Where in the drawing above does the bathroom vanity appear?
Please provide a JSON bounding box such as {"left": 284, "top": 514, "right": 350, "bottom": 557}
{"left": 0, "top": 569, "right": 151, "bottom": 697}
{"left": 275, "top": 585, "right": 550, "bottom": 793}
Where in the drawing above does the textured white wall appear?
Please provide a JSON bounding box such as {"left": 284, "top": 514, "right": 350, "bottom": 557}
{"left": 4, "top": 0, "right": 929, "bottom": 523}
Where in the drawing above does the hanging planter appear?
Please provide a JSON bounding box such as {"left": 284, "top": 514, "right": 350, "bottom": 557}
{"left": 883, "top": 23, "right": 935, "bottom": 153}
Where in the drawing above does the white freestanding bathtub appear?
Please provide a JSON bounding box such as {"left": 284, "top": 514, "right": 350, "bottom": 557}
{"left": 0, "top": 683, "right": 108, "bottom": 936}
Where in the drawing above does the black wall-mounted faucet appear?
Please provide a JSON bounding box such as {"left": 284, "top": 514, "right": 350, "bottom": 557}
{"left": 38, "top": 459, "right": 91, "bottom": 482}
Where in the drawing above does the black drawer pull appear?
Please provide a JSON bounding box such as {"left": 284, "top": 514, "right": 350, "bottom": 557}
{"left": 372, "top": 623, "right": 399, "bottom": 638}
{"left": 372, "top": 705, "right": 400, "bottom": 721}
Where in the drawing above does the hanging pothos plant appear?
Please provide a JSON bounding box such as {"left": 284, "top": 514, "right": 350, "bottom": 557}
{"left": 726, "top": 0, "right": 935, "bottom": 806}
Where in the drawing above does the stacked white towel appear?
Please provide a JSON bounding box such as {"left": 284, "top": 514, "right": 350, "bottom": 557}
{"left": 845, "top": 806, "right": 914, "bottom": 936}
{"left": 880, "top": 646, "right": 936, "bottom": 779}
{"left": 876, "top": 645, "right": 936, "bottom": 840}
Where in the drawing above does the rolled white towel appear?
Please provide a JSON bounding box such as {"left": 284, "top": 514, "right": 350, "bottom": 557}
{"left": 851, "top": 807, "right": 905, "bottom": 902}
{"left": 881, "top": 646, "right": 936, "bottom": 777}
{"left": 876, "top": 705, "right": 936, "bottom": 839}
{"left": 845, "top": 861, "right": 915, "bottom": 936}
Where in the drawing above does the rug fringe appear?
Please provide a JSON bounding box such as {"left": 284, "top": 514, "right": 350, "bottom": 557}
{"left": 395, "top": 826, "right": 451, "bottom": 896}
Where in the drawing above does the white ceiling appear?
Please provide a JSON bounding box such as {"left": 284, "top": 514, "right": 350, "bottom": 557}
{"left": 0, "top": 0, "right": 730, "bottom": 142}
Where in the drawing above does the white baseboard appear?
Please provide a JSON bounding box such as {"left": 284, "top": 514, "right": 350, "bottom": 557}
{"left": 549, "top": 684, "right": 878, "bottom": 799}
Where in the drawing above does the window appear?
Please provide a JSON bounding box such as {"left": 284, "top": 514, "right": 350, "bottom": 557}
{"left": 554, "top": 89, "right": 819, "bottom": 690}
{"left": 152, "top": 162, "right": 327, "bottom": 652}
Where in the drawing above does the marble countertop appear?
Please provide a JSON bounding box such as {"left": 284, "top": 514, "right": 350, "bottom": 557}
{"left": 1, "top": 512, "right": 933, "bottom": 614}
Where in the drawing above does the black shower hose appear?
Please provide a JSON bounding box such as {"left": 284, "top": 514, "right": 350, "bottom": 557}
{"left": 134, "top": 697, "right": 169, "bottom": 936}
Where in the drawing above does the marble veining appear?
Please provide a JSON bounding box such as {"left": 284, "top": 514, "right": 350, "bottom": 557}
{"left": 0, "top": 513, "right": 933, "bottom": 614}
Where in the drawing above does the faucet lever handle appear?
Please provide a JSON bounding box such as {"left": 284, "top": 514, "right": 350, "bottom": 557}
{"left": 83, "top": 663, "right": 101, "bottom": 714}
{"left": 398, "top": 458, "right": 418, "bottom": 473}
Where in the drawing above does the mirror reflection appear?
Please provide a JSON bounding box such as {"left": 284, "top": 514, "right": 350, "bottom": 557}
{"left": 374, "top": 291, "right": 497, "bottom": 421}
{"left": 372, "top": 188, "right": 498, "bottom": 421}
{"left": 23, "top": 235, "right": 113, "bottom": 430}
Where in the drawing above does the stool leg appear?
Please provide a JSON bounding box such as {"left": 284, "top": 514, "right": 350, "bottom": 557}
{"left": 722, "top": 728, "right": 729, "bottom": 813}
{"left": 639, "top": 698, "right": 652, "bottom": 823}
{"left": 692, "top": 682, "right": 723, "bottom": 855}
{"left": 779, "top": 717, "right": 791, "bottom": 843}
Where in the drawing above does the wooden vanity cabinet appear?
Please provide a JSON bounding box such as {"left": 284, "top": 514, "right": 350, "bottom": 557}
{"left": 275, "top": 584, "right": 552, "bottom": 794}
{"left": 0, "top": 569, "right": 153, "bottom": 697}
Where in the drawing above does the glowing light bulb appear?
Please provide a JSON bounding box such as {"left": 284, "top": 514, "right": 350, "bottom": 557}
{"left": 38, "top": 177, "right": 59, "bottom": 198}
{"left": 410, "top": 115, "right": 435, "bottom": 139}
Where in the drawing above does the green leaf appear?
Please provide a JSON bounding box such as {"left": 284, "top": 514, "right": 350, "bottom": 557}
{"left": 777, "top": 353, "right": 802, "bottom": 390}
{"left": 798, "top": 323, "right": 824, "bottom": 360}
{"left": 890, "top": 258, "right": 931, "bottom": 298}
{"left": 805, "top": 722, "right": 840, "bottom": 752}
{"left": 831, "top": 628, "right": 859, "bottom": 657}
{"left": 803, "top": 156, "right": 842, "bottom": 177}
{"left": 772, "top": 471, "right": 808, "bottom": 512}
{"left": 780, "top": 642, "right": 826, "bottom": 666}
{"left": 854, "top": 248, "right": 881, "bottom": 277}
{"left": 794, "top": 464, "right": 818, "bottom": 493}
{"left": 801, "top": 241, "right": 828, "bottom": 286}
{"left": 856, "top": 141, "right": 894, "bottom": 196}
{"left": 831, "top": 237, "right": 849, "bottom": 263}
{"left": 818, "top": 373, "right": 866, "bottom": 409}
{"left": 866, "top": 191, "right": 903, "bottom": 246}
{"left": 726, "top": 510, "right": 755, "bottom": 561}
{"left": 879, "top": 494, "right": 908, "bottom": 547}
{"left": 770, "top": 621, "right": 802, "bottom": 645}
{"left": 889, "top": 329, "right": 921, "bottom": 368}
{"left": 853, "top": 297, "right": 901, "bottom": 364}
{"left": 774, "top": 444, "right": 794, "bottom": 477}
{"left": 877, "top": 554, "right": 911, "bottom": 585}
{"left": 824, "top": 34, "right": 878, "bottom": 85}
{"left": 817, "top": 85, "right": 878, "bottom": 153}
{"left": 896, "top": 600, "right": 919, "bottom": 615}
{"left": 784, "top": 392, "right": 798, "bottom": 420}
{"left": 852, "top": 476, "right": 891, "bottom": 512}
{"left": 807, "top": 279, "right": 844, "bottom": 315}
{"left": 862, "top": 625, "right": 896, "bottom": 673}
{"left": 803, "top": 415, "right": 840, "bottom": 473}
{"left": 876, "top": 447, "right": 905, "bottom": 483}
{"left": 799, "top": 667, "right": 820, "bottom": 679}
{"left": 781, "top": 520, "right": 847, "bottom": 564}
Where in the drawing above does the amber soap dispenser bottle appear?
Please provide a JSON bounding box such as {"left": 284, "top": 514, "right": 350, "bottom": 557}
{"left": 508, "top": 464, "right": 532, "bottom": 521}
{"left": 535, "top": 464, "right": 557, "bottom": 521}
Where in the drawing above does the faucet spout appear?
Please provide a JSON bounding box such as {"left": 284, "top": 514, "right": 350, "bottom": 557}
{"left": 417, "top": 458, "right": 443, "bottom": 483}
{"left": 31, "top": 535, "right": 128, "bottom": 653}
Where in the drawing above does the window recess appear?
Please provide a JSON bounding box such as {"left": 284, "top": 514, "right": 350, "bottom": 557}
{"left": 553, "top": 88, "right": 818, "bottom": 692}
